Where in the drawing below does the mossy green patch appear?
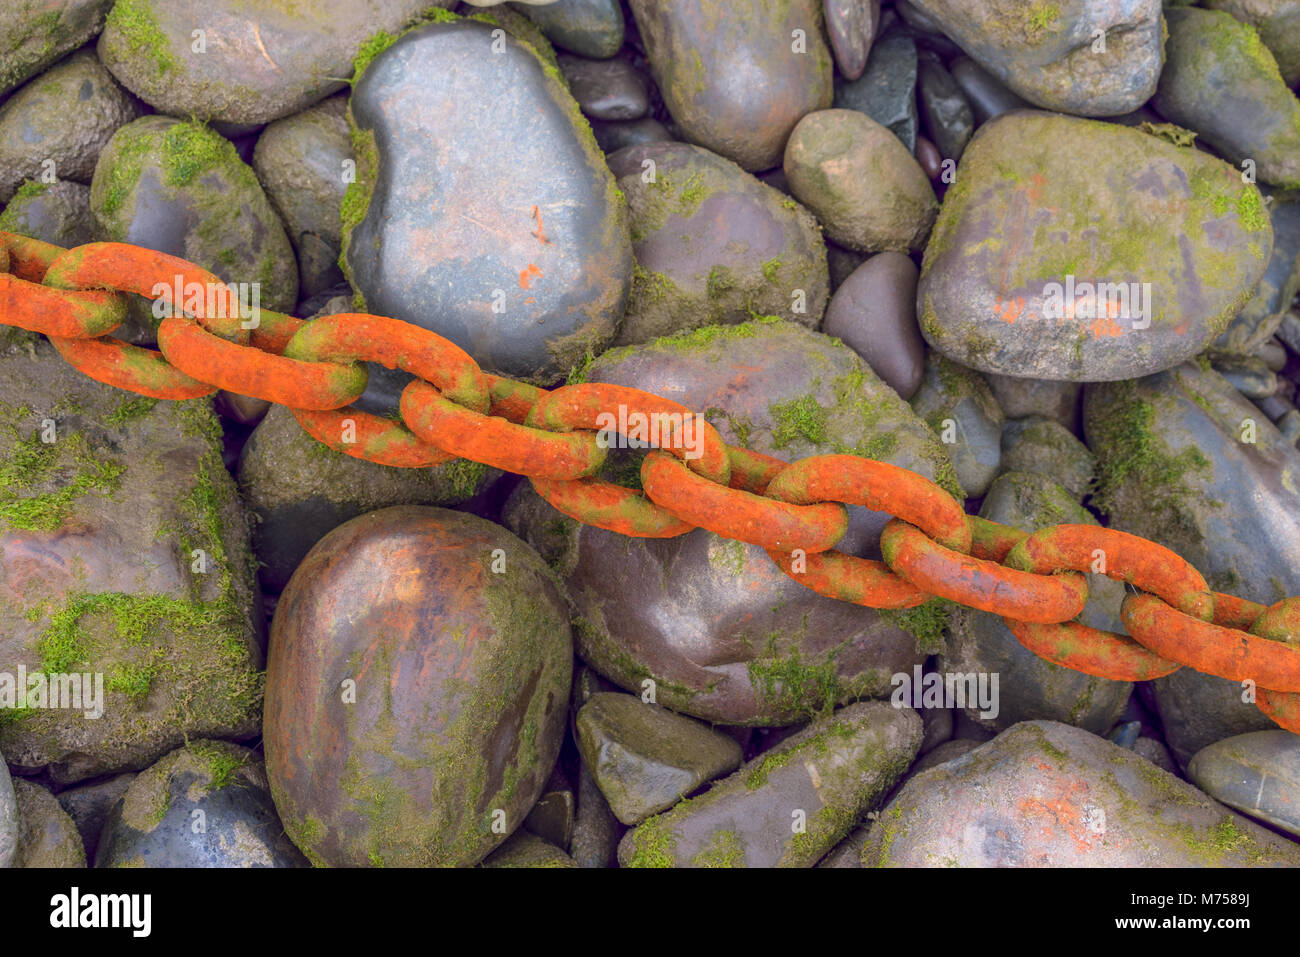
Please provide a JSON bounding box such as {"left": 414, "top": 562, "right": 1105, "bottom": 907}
{"left": 0, "top": 427, "right": 125, "bottom": 533}
{"left": 104, "top": 0, "right": 178, "bottom": 75}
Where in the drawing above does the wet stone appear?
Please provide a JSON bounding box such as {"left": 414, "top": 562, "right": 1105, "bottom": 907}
{"left": 54, "top": 772, "right": 135, "bottom": 863}
{"left": 1188, "top": 731, "right": 1300, "bottom": 838}
{"left": 0, "top": 0, "right": 113, "bottom": 98}
{"left": 832, "top": 30, "right": 919, "bottom": 152}
{"left": 784, "top": 108, "right": 937, "bottom": 254}
{"left": 611, "top": 140, "right": 828, "bottom": 345}
{"left": 558, "top": 53, "right": 650, "bottom": 121}
{"left": 943, "top": 472, "right": 1131, "bottom": 734}
{"left": 97, "top": 0, "right": 456, "bottom": 126}
{"left": 909, "top": 353, "right": 1004, "bottom": 498}
{"left": 984, "top": 373, "right": 1082, "bottom": 433}
{"left": 236, "top": 404, "right": 496, "bottom": 593}
{"left": 95, "top": 742, "right": 307, "bottom": 867}
{"left": 918, "top": 111, "right": 1273, "bottom": 381}
{"left": 12, "top": 779, "right": 85, "bottom": 868}
{"left": 505, "top": 319, "right": 961, "bottom": 726}
{"left": 90, "top": 115, "right": 298, "bottom": 342}
{"left": 0, "top": 180, "right": 94, "bottom": 248}
{"left": 1085, "top": 363, "right": 1300, "bottom": 765}
{"left": 0, "top": 751, "right": 15, "bottom": 867}
{"left": 862, "top": 721, "right": 1300, "bottom": 866}
{"left": 342, "top": 18, "right": 632, "bottom": 384}
{"left": 0, "top": 343, "right": 263, "bottom": 785}
{"left": 263, "top": 506, "right": 573, "bottom": 867}
{"left": 824, "top": 0, "right": 881, "bottom": 81}
{"left": 591, "top": 117, "right": 673, "bottom": 153}
{"left": 999, "top": 415, "right": 1096, "bottom": 500}
{"left": 1154, "top": 7, "right": 1300, "bottom": 189}
{"left": 916, "top": 52, "right": 972, "bottom": 161}
{"left": 570, "top": 761, "right": 621, "bottom": 868}
{"left": 481, "top": 830, "right": 579, "bottom": 868}
{"left": 1211, "top": 354, "right": 1279, "bottom": 398}
{"left": 906, "top": 0, "right": 1164, "bottom": 116}
{"left": 518, "top": 0, "right": 626, "bottom": 59}
{"left": 0, "top": 50, "right": 141, "bottom": 203}
{"left": 1203, "top": 0, "right": 1300, "bottom": 87}
{"left": 628, "top": 0, "right": 833, "bottom": 172}
{"left": 914, "top": 136, "right": 942, "bottom": 181}
{"left": 619, "top": 701, "right": 921, "bottom": 867}
{"left": 576, "top": 692, "right": 743, "bottom": 825}
{"left": 252, "top": 94, "right": 352, "bottom": 300}
{"left": 949, "top": 56, "right": 1030, "bottom": 126}
{"left": 822, "top": 251, "right": 926, "bottom": 400}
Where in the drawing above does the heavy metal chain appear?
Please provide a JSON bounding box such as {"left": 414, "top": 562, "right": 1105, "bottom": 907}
{"left": 3, "top": 232, "right": 1298, "bottom": 734}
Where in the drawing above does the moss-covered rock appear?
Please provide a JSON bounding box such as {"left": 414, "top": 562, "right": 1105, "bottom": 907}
{"left": 619, "top": 701, "right": 921, "bottom": 867}
{"left": 0, "top": 0, "right": 113, "bottom": 98}
{"left": 942, "top": 472, "right": 1132, "bottom": 734}
{"left": 89, "top": 115, "right": 298, "bottom": 341}
{"left": 609, "top": 140, "right": 828, "bottom": 345}
{"left": 1213, "top": 189, "right": 1300, "bottom": 355}
{"left": 96, "top": 0, "right": 455, "bottom": 126}
{"left": 918, "top": 110, "right": 1273, "bottom": 380}
{"left": 861, "top": 720, "right": 1300, "bottom": 866}
{"left": 1084, "top": 362, "right": 1300, "bottom": 764}
{"left": 576, "top": 692, "right": 742, "bottom": 825}
{"left": 0, "top": 342, "right": 264, "bottom": 785}
{"left": 237, "top": 405, "right": 496, "bottom": 593}
{"left": 1154, "top": 7, "right": 1300, "bottom": 189}
{"left": 480, "top": 830, "right": 578, "bottom": 868}
{"left": 11, "top": 778, "right": 85, "bottom": 867}
{"left": 909, "top": 353, "right": 1003, "bottom": 497}
{"left": 94, "top": 740, "right": 307, "bottom": 867}
{"left": 628, "top": 0, "right": 833, "bottom": 172}
{"left": 251, "top": 94, "right": 352, "bottom": 298}
{"left": 506, "top": 319, "right": 961, "bottom": 726}
{"left": 341, "top": 17, "right": 631, "bottom": 384}
{"left": 0, "top": 50, "right": 141, "bottom": 203}
{"left": 0, "top": 179, "right": 94, "bottom": 248}
{"left": 264, "top": 506, "right": 573, "bottom": 867}
{"left": 1204, "top": 0, "right": 1300, "bottom": 86}
{"left": 999, "top": 415, "right": 1095, "bottom": 499}
{"left": 785, "top": 109, "right": 936, "bottom": 254}
{"left": 907, "top": 0, "right": 1164, "bottom": 116}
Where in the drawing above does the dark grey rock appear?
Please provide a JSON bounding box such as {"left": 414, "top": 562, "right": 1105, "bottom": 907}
{"left": 1000, "top": 415, "right": 1095, "bottom": 499}
{"left": 822, "top": 251, "right": 925, "bottom": 399}
{"left": 909, "top": 353, "right": 1003, "bottom": 497}
{"left": 515, "top": 0, "right": 625, "bottom": 59}
{"left": 832, "top": 31, "right": 918, "bottom": 151}
{"left": 558, "top": 52, "right": 650, "bottom": 120}
{"left": 0, "top": 0, "right": 113, "bottom": 98}
{"left": 0, "top": 179, "right": 93, "bottom": 248}
{"left": 916, "top": 52, "right": 972, "bottom": 160}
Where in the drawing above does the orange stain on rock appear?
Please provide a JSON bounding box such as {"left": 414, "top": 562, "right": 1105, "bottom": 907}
{"left": 1089, "top": 315, "right": 1124, "bottom": 339}
{"left": 531, "top": 205, "right": 552, "bottom": 245}
{"left": 519, "top": 264, "right": 543, "bottom": 289}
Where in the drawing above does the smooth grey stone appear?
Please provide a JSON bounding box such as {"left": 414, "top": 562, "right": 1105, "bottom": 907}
{"left": 832, "top": 31, "right": 918, "bottom": 151}
{"left": 909, "top": 353, "right": 1003, "bottom": 497}
{"left": 1212, "top": 354, "right": 1279, "bottom": 398}
{"left": 823, "top": 251, "right": 925, "bottom": 399}
{"left": 824, "top": 0, "right": 881, "bottom": 81}
{"left": 515, "top": 0, "right": 625, "bottom": 59}
{"left": 0, "top": 752, "right": 15, "bottom": 868}
{"left": 481, "top": 830, "right": 578, "bottom": 867}
{"left": 949, "top": 56, "right": 1030, "bottom": 125}
{"left": 570, "top": 761, "right": 621, "bottom": 867}
{"left": 1278, "top": 408, "right": 1300, "bottom": 444}
{"left": 1188, "top": 730, "right": 1300, "bottom": 838}
{"left": 916, "top": 51, "right": 972, "bottom": 160}
{"left": 558, "top": 53, "right": 650, "bottom": 120}
{"left": 11, "top": 779, "right": 85, "bottom": 868}
{"left": 984, "top": 373, "right": 1082, "bottom": 433}
{"left": 591, "top": 116, "right": 672, "bottom": 153}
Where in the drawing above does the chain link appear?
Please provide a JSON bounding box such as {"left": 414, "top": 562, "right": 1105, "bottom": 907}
{"left": 3, "top": 234, "right": 1299, "bottom": 733}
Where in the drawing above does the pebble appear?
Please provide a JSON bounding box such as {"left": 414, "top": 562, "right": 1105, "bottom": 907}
{"left": 863, "top": 721, "right": 1300, "bottom": 866}
{"left": 822, "top": 251, "right": 925, "bottom": 399}
{"left": 0, "top": 344, "right": 262, "bottom": 785}
{"left": 591, "top": 116, "right": 673, "bottom": 153}
{"left": 570, "top": 762, "right": 622, "bottom": 868}
{"left": 251, "top": 94, "right": 352, "bottom": 299}
{"left": 342, "top": 18, "right": 632, "bottom": 384}
{"left": 0, "top": 0, "right": 112, "bottom": 98}
{"left": 576, "top": 692, "right": 743, "bottom": 824}
{"left": 505, "top": 319, "right": 959, "bottom": 725}
{"left": 905, "top": 0, "right": 1164, "bottom": 116}
{"left": 915, "top": 52, "right": 972, "bottom": 161}
{"left": 1188, "top": 730, "right": 1300, "bottom": 839}
{"left": 11, "top": 778, "right": 86, "bottom": 867}
{"left": 999, "top": 415, "right": 1096, "bottom": 500}
{"left": 919, "top": 111, "right": 1273, "bottom": 380}
{"left": 784, "top": 108, "right": 937, "bottom": 254}
{"left": 97, "top": 0, "right": 456, "bottom": 126}
{"left": 558, "top": 53, "right": 651, "bottom": 121}
{"left": 0, "top": 50, "right": 141, "bottom": 203}
{"left": 1212, "top": 354, "right": 1279, "bottom": 399}
{"left": 823, "top": 0, "right": 881, "bottom": 81}
{"left": 619, "top": 702, "right": 921, "bottom": 867}
{"left": 948, "top": 56, "right": 1030, "bottom": 125}
{"left": 1085, "top": 362, "right": 1300, "bottom": 765}
{"left": 96, "top": 742, "right": 307, "bottom": 867}
{"left": 518, "top": 0, "right": 626, "bottom": 59}
{"left": 610, "top": 140, "right": 828, "bottom": 345}
{"left": 909, "top": 353, "right": 1004, "bottom": 497}
{"left": 0, "top": 179, "right": 94, "bottom": 248}
{"left": 1204, "top": 0, "right": 1300, "bottom": 87}
{"left": 627, "top": 0, "right": 833, "bottom": 171}
{"left": 984, "top": 373, "right": 1082, "bottom": 433}
{"left": 263, "top": 506, "right": 573, "bottom": 866}
{"left": 832, "top": 30, "right": 919, "bottom": 152}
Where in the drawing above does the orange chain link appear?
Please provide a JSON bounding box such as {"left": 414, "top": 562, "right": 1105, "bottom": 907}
{"left": 3, "top": 233, "right": 1299, "bottom": 733}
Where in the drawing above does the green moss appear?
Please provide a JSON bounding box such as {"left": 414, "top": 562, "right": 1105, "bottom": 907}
{"left": 0, "top": 428, "right": 125, "bottom": 533}
{"left": 691, "top": 829, "right": 746, "bottom": 867}
{"left": 353, "top": 30, "right": 399, "bottom": 82}
{"left": 438, "top": 458, "right": 489, "bottom": 501}
{"left": 625, "top": 812, "right": 677, "bottom": 867}
{"left": 1137, "top": 121, "right": 1198, "bottom": 148}
{"left": 879, "top": 598, "right": 953, "bottom": 656}
{"left": 188, "top": 741, "right": 250, "bottom": 791}
{"left": 106, "top": 664, "right": 157, "bottom": 702}
{"left": 770, "top": 394, "right": 828, "bottom": 448}
{"left": 7, "top": 179, "right": 49, "bottom": 205}
{"left": 761, "top": 258, "right": 783, "bottom": 284}
{"left": 106, "top": 396, "right": 159, "bottom": 426}
{"left": 745, "top": 748, "right": 793, "bottom": 790}
{"left": 747, "top": 644, "right": 840, "bottom": 720}
{"left": 105, "top": 0, "right": 178, "bottom": 75}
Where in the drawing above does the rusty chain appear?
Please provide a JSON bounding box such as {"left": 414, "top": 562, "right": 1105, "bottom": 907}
{"left": 2, "top": 232, "right": 1298, "bottom": 734}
